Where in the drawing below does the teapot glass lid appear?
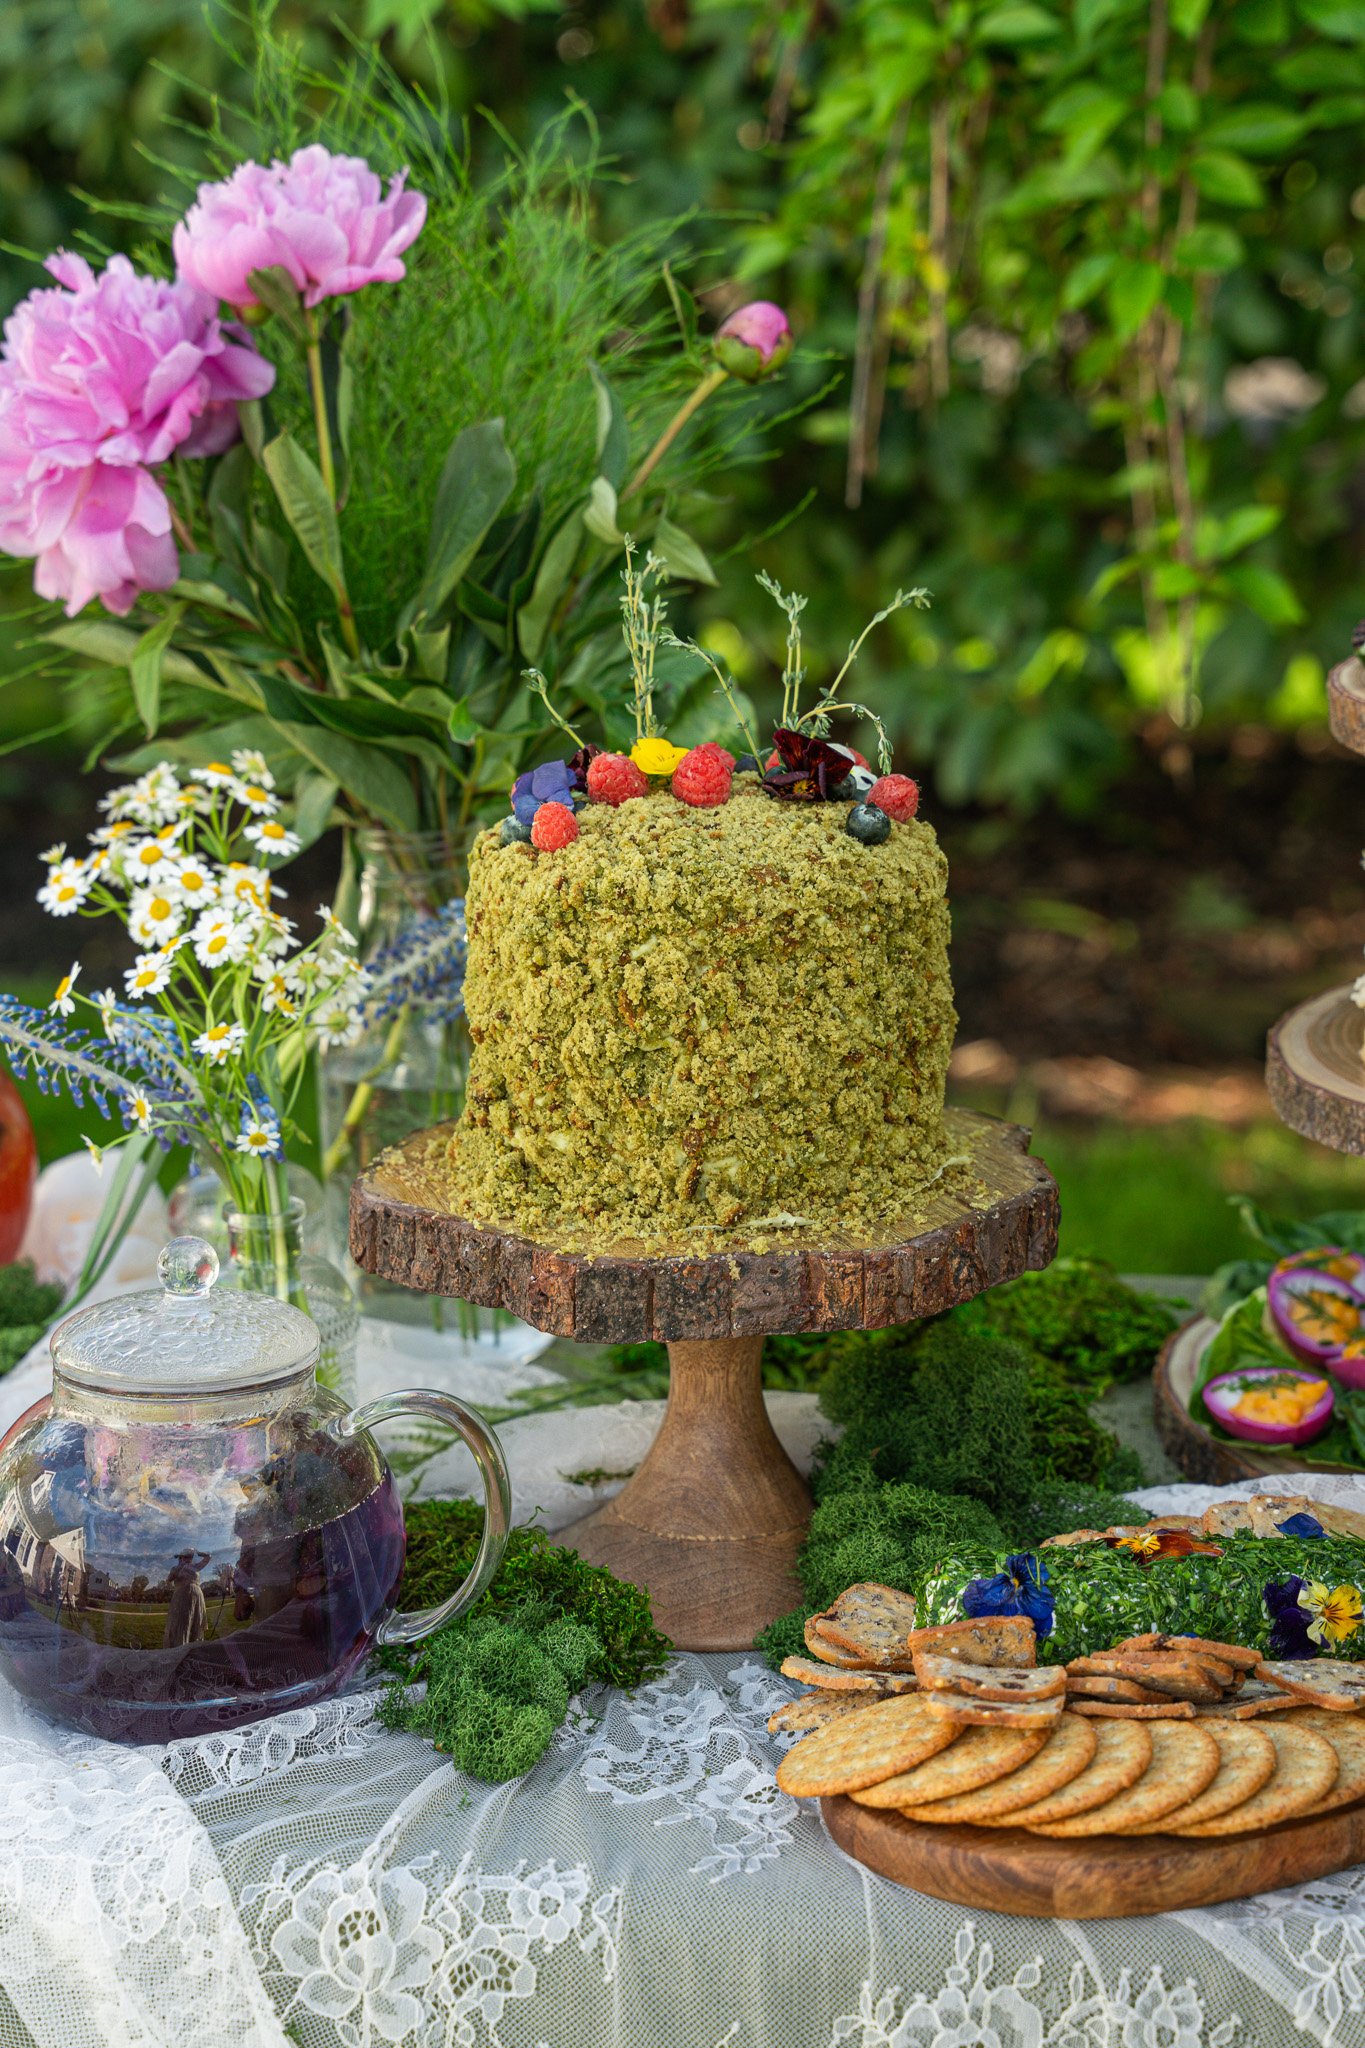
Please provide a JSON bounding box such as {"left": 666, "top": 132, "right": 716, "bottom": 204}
{"left": 51, "top": 1236, "right": 320, "bottom": 1396}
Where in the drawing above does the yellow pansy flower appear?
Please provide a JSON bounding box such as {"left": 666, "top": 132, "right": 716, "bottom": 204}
{"left": 1300, "top": 1580, "right": 1364, "bottom": 1647}
{"left": 630, "top": 736, "right": 688, "bottom": 777}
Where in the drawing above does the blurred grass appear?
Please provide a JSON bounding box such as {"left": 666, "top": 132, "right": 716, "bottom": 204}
{"left": 1035, "top": 1115, "right": 1365, "bottom": 1274}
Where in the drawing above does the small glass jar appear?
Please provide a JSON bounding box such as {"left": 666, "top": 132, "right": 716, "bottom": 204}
{"left": 220, "top": 1198, "right": 358, "bottom": 1403}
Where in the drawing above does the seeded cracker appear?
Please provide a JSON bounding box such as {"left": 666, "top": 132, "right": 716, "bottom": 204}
{"left": 912, "top": 1651, "right": 1065, "bottom": 1701}
{"left": 904, "top": 1616, "right": 1036, "bottom": 1669}
{"left": 768, "top": 1693, "right": 872, "bottom": 1737}
{"left": 1066, "top": 1675, "right": 1171, "bottom": 1705}
{"left": 812, "top": 1584, "right": 921, "bottom": 1670}
{"left": 1283, "top": 1708, "right": 1365, "bottom": 1817}
{"left": 982, "top": 1720, "right": 1152, "bottom": 1827}
{"left": 926, "top": 1691, "right": 1064, "bottom": 1730}
{"left": 1195, "top": 1679, "right": 1299, "bottom": 1719}
{"left": 1127, "top": 1721, "right": 1277, "bottom": 1832}
{"left": 775, "top": 1693, "right": 959, "bottom": 1799}
{"left": 898, "top": 1714, "right": 1098, "bottom": 1824}
{"left": 1028, "top": 1723, "right": 1220, "bottom": 1837}
{"left": 778, "top": 1655, "right": 917, "bottom": 1695}
{"left": 1069, "top": 1698, "right": 1196, "bottom": 1719}
{"left": 1254, "top": 1659, "right": 1365, "bottom": 1709}
{"left": 803, "top": 1617, "right": 868, "bottom": 1669}
{"left": 851, "top": 1725, "right": 1045, "bottom": 1810}
{"left": 1173, "top": 1721, "right": 1339, "bottom": 1836}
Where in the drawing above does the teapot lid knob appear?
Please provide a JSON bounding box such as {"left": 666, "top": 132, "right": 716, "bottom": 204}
{"left": 157, "top": 1236, "right": 220, "bottom": 1299}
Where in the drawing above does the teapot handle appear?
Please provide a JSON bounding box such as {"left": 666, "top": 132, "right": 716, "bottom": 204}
{"left": 340, "top": 1389, "right": 512, "bottom": 1648}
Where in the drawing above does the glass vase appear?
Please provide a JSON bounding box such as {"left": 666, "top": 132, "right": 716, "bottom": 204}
{"left": 221, "top": 1199, "right": 358, "bottom": 1402}
{"left": 316, "top": 827, "right": 554, "bottom": 1373}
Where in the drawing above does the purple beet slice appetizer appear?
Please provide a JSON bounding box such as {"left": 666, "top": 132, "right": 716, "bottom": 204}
{"left": 1266, "top": 1262, "right": 1365, "bottom": 1368}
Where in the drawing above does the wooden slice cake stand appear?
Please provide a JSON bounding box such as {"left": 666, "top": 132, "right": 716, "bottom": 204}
{"left": 1266, "top": 982, "right": 1365, "bottom": 1156}
{"left": 1328, "top": 654, "right": 1365, "bottom": 757}
{"left": 350, "top": 1107, "right": 1058, "bottom": 1651}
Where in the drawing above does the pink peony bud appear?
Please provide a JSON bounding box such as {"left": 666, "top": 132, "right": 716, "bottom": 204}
{"left": 173, "top": 146, "right": 427, "bottom": 312}
{"left": 0, "top": 250, "right": 274, "bottom": 614}
{"left": 713, "top": 301, "right": 793, "bottom": 383}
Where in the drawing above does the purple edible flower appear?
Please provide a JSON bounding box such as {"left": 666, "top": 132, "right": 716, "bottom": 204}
{"left": 1276, "top": 1512, "right": 1326, "bottom": 1539}
{"left": 962, "top": 1552, "right": 1054, "bottom": 1641}
{"left": 568, "top": 743, "right": 603, "bottom": 795}
{"left": 1264, "top": 1574, "right": 1318, "bottom": 1658}
{"left": 511, "top": 758, "right": 577, "bottom": 824}
{"left": 762, "top": 727, "right": 854, "bottom": 802}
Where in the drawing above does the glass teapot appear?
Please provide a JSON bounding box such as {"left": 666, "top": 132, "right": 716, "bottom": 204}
{"left": 0, "top": 1237, "right": 511, "bottom": 1742}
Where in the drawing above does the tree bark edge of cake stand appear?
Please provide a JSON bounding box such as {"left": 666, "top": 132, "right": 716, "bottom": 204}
{"left": 1328, "top": 657, "right": 1365, "bottom": 757}
{"left": 349, "top": 1108, "right": 1060, "bottom": 1342}
{"left": 1266, "top": 984, "right": 1365, "bottom": 1157}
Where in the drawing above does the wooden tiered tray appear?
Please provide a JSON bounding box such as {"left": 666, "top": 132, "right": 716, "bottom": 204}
{"left": 350, "top": 1108, "right": 1058, "bottom": 1650}
{"left": 1266, "top": 983, "right": 1365, "bottom": 1156}
{"left": 822, "top": 1788, "right": 1365, "bottom": 1919}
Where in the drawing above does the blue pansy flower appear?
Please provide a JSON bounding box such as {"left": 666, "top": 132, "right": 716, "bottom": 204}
{"left": 511, "top": 760, "right": 577, "bottom": 824}
{"left": 962, "top": 1552, "right": 1054, "bottom": 1641}
{"left": 1264, "top": 1574, "right": 1318, "bottom": 1658}
{"left": 1276, "top": 1512, "right": 1326, "bottom": 1539}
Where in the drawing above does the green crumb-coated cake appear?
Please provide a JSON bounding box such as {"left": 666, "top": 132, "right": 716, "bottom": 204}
{"left": 442, "top": 778, "right": 957, "bottom": 1253}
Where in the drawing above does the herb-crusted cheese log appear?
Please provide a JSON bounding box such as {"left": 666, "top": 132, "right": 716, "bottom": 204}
{"left": 916, "top": 1534, "right": 1365, "bottom": 1665}
{"left": 442, "top": 779, "right": 956, "bottom": 1253}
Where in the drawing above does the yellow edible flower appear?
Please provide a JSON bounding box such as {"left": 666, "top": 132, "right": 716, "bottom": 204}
{"left": 1299, "top": 1580, "right": 1364, "bottom": 1647}
{"left": 631, "top": 736, "right": 688, "bottom": 777}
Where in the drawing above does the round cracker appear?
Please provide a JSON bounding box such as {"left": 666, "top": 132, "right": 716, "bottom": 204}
{"left": 775, "top": 1691, "right": 959, "bottom": 1798}
{"left": 900, "top": 1712, "right": 1098, "bottom": 1824}
{"left": 851, "top": 1723, "right": 1045, "bottom": 1810}
{"left": 1172, "top": 1721, "right": 1339, "bottom": 1837}
{"left": 1028, "top": 1722, "right": 1220, "bottom": 1838}
{"left": 979, "top": 1719, "right": 1152, "bottom": 1828}
{"left": 1127, "top": 1720, "right": 1276, "bottom": 1833}
{"left": 1278, "top": 1709, "right": 1365, "bottom": 1820}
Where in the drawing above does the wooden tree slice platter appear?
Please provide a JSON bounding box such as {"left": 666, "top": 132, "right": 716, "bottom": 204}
{"left": 822, "top": 1788, "right": 1365, "bottom": 1919}
{"left": 349, "top": 1109, "right": 1057, "bottom": 1652}
{"left": 1328, "top": 656, "right": 1365, "bottom": 756}
{"left": 1266, "top": 984, "right": 1365, "bottom": 1156}
{"left": 348, "top": 1108, "right": 1058, "bottom": 1343}
{"left": 1153, "top": 1316, "right": 1361, "bottom": 1484}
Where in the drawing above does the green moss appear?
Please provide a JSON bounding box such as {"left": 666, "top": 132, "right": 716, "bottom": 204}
{"left": 800, "top": 1482, "right": 1006, "bottom": 1610}
{"left": 959, "top": 1256, "right": 1179, "bottom": 1394}
{"left": 441, "top": 782, "right": 957, "bottom": 1253}
{"left": 1012, "top": 1481, "right": 1144, "bottom": 1549}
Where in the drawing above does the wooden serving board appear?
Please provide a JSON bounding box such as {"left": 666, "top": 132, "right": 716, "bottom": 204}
{"left": 1153, "top": 1316, "right": 1361, "bottom": 1485}
{"left": 822, "top": 1790, "right": 1365, "bottom": 1918}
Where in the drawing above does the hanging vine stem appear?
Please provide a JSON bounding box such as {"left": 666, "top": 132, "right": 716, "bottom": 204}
{"left": 847, "top": 97, "right": 911, "bottom": 509}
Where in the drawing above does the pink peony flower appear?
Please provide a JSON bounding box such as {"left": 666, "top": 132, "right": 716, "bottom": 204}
{"left": 0, "top": 251, "right": 273, "bottom": 614}
{"left": 713, "top": 301, "right": 793, "bottom": 383}
{"left": 173, "top": 146, "right": 427, "bottom": 312}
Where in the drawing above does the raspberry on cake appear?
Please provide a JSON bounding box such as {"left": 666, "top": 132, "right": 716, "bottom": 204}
{"left": 529, "top": 801, "right": 578, "bottom": 850}
{"left": 586, "top": 752, "right": 648, "bottom": 806}
{"left": 867, "top": 773, "right": 920, "bottom": 822}
{"left": 671, "top": 742, "right": 734, "bottom": 808}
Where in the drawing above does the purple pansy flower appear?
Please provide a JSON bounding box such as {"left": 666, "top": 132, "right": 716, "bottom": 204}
{"left": 511, "top": 758, "right": 577, "bottom": 825}
{"left": 962, "top": 1552, "right": 1054, "bottom": 1641}
{"left": 1276, "top": 1513, "right": 1326, "bottom": 1539}
{"left": 1264, "top": 1574, "right": 1318, "bottom": 1658}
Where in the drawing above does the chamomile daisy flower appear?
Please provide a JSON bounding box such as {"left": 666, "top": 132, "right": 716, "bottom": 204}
{"left": 190, "top": 760, "right": 237, "bottom": 789}
{"left": 230, "top": 748, "right": 275, "bottom": 790}
{"left": 37, "top": 860, "right": 92, "bottom": 917}
{"left": 313, "top": 998, "right": 365, "bottom": 1049}
{"left": 220, "top": 864, "right": 283, "bottom": 918}
{"left": 49, "top": 961, "right": 81, "bottom": 1016}
{"left": 191, "top": 910, "right": 253, "bottom": 969}
{"left": 123, "top": 1088, "right": 154, "bottom": 1135}
{"left": 90, "top": 818, "right": 139, "bottom": 848}
{"left": 165, "top": 853, "right": 217, "bottom": 910}
{"left": 124, "top": 950, "right": 174, "bottom": 1000}
{"left": 244, "top": 817, "right": 301, "bottom": 859}
{"left": 234, "top": 1115, "right": 282, "bottom": 1159}
{"left": 38, "top": 841, "right": 66, "bottom": 865}
{"left": 191, "top": 1021, "right": 247, "bottom": 1065}
{"left": 92, "top": 987, "right": 121, "bottom": 1039}
{"left": 123, "top": 766, "right": 183, "bottom": 826}
{"left": 254, "top": 965, "right": 299, "bottom": 1016}
{"left": 129, "top": 887, "right": 184, "bottom": 948}
{"left": 318, "top": 906, "right": 358, "bottom": 948}
{"left": 123, "top": 833, "right": 182, "bottom": 883}
{"left": 81, "top": 1135, "right": 105, "bottom": 1175}
{"left": 232, "top": 778, "right": 278, "bottom": 816}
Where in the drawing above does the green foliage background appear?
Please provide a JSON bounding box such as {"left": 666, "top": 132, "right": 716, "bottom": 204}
{"left": 3, "top": 0, "right": 1365, "bottom": 812}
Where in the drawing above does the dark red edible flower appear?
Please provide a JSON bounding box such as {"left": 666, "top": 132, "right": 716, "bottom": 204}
{"left": 568, "top": 743, "right": 604, "bottom": 794}
{"left": 762, "top": 727, "right": 852, "bottom": 801}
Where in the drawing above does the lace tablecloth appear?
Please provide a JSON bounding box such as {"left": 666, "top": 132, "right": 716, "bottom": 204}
{"left": 5, "top": 1471, "right": 1365, "bottom": 2048}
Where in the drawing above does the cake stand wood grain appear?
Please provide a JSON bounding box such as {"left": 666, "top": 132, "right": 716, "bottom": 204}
{"left": 1266, "top": 983, "right": 1365, "bottom": 1155}
{"left": 821, "top": 1789, "right": 1365, "bottom": 1919}
{"left": 349, "top": 1108, "right": 1058, "bottom": 1650}
{"left": 1328, "top": 655, "right": 1365, "bottom": 756}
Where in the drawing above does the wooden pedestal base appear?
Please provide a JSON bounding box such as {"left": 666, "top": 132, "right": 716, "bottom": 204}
{"left": 555, "top": 1335, "right": 811, "bottom": 1651}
